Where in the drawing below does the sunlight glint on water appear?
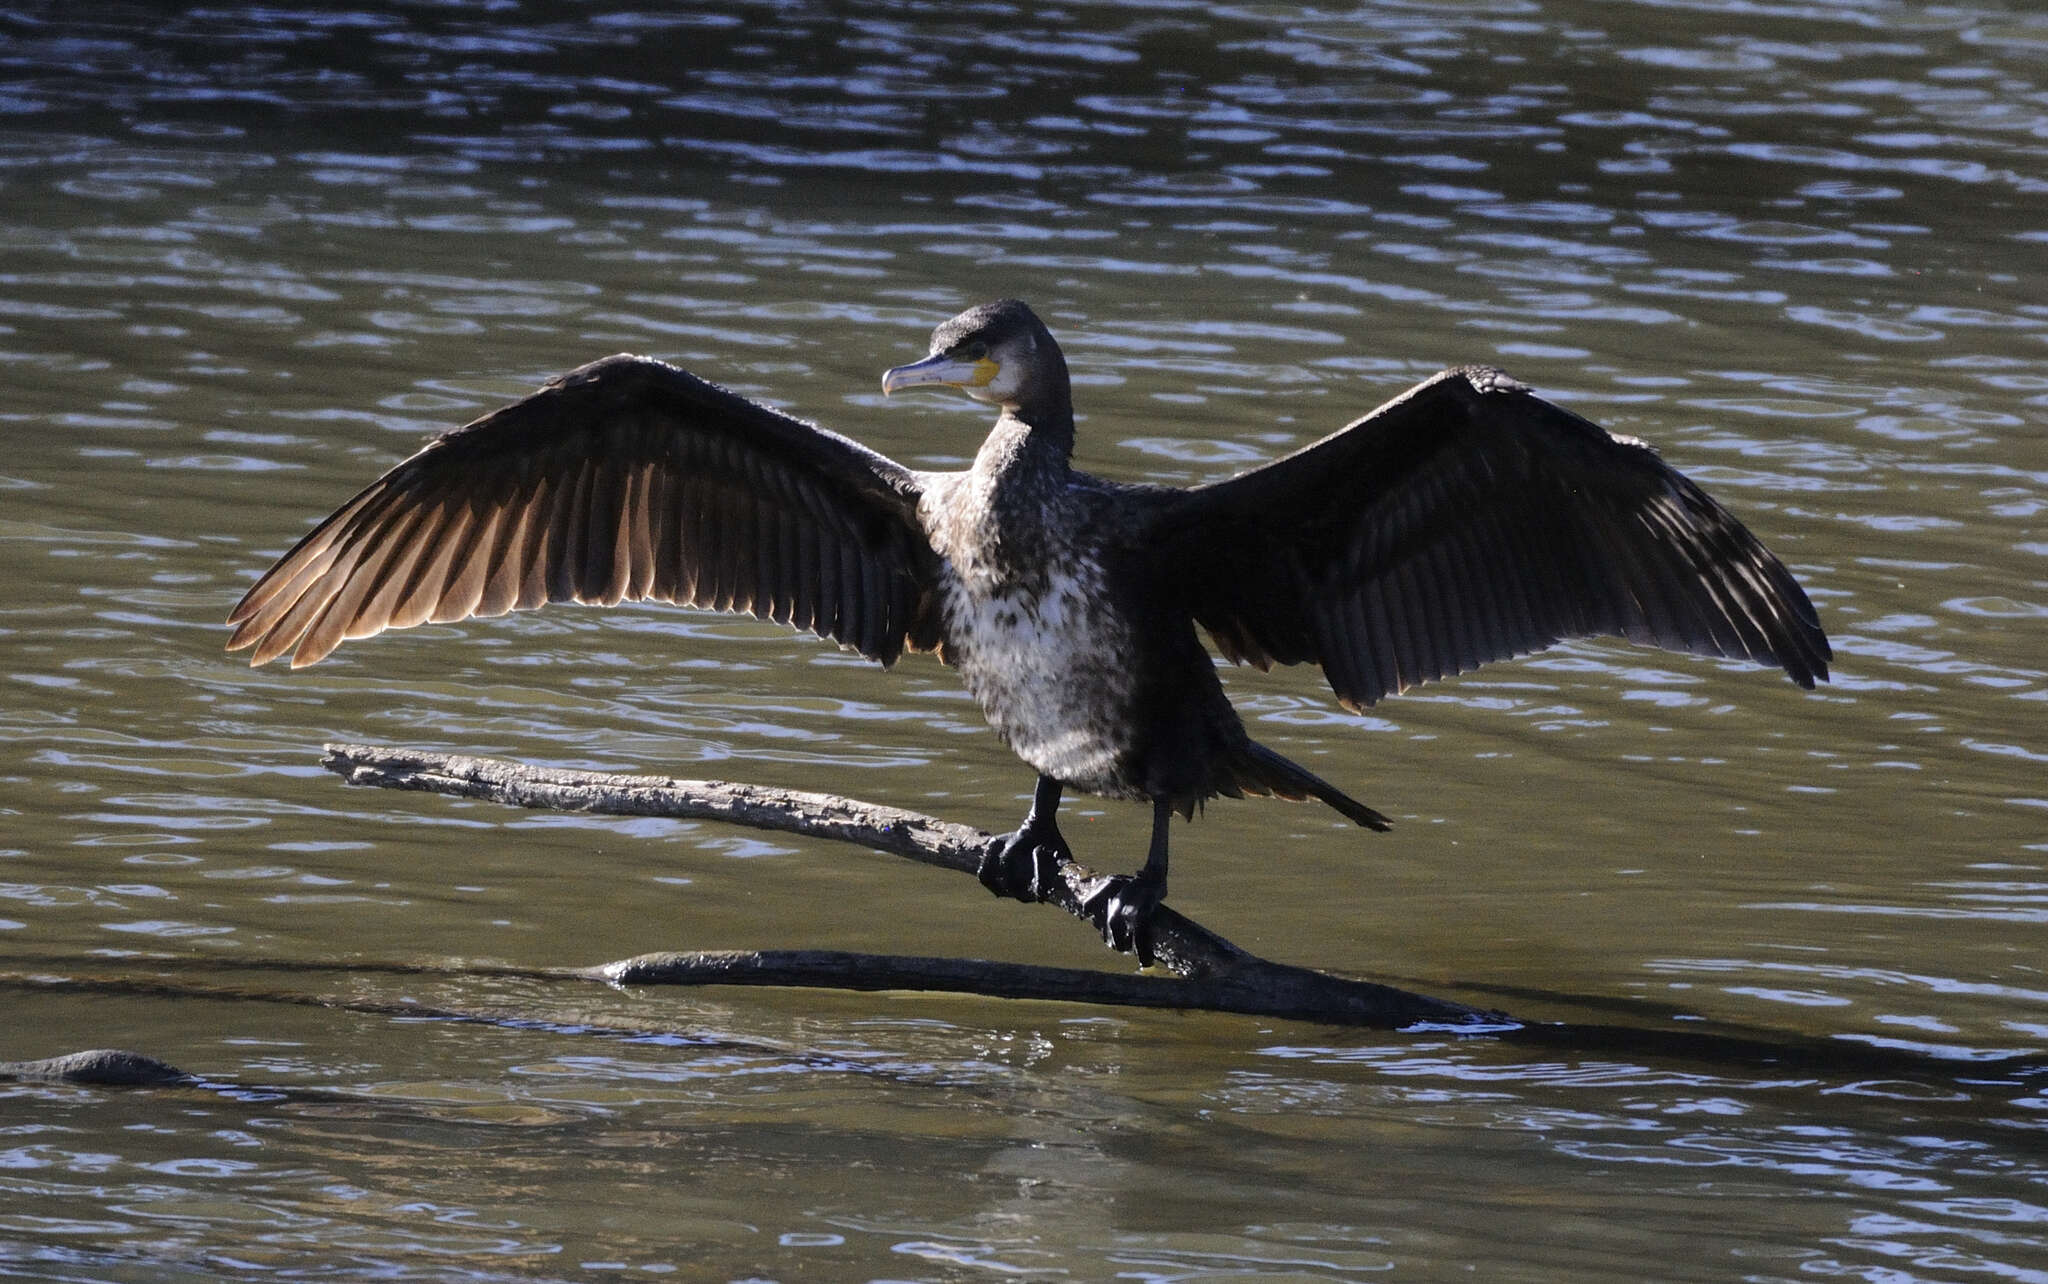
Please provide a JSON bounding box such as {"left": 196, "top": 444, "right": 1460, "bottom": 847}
{"left": 1, "top": 2, "right": 2045, "bottom": 1279}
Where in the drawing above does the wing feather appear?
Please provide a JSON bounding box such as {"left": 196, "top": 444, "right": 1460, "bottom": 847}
{"left": 1153, "top": 366, "right": 1830, "bottom": 704}
{"left": 228, "top": 354, "right": 940, "bottom": 669}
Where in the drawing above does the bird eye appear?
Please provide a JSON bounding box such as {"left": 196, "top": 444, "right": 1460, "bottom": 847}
{"left": 959, "top": 341, "right": 989, "bottom": 361}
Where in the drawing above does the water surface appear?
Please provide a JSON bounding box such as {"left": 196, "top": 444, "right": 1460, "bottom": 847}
{"left": 3, "top": 2, "right": 2047, "bottom": 1280}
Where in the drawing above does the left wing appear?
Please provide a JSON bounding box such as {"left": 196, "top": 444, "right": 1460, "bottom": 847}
{"left": 1146, "top": 367, "right": 1830, "bottom": 709}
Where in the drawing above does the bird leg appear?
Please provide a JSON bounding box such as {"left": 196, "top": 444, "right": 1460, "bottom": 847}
{"left": 978, "top": 775, "right": 1072, "bottom": 904}
{"left": 1077, "top": 798, "right": 1172, "bottom": 967}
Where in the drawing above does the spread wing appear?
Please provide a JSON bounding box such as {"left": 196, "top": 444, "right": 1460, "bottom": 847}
{"left": 1151, "top": 367, "right": 1830, "bottom": 709}
{"left": 227, "top": 355, "right": 943, "bottom": 668}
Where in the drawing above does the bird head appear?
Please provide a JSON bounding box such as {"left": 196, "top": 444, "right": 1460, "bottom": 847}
{"left": 881, "top": 299, "right": 1056, "bottom": 410}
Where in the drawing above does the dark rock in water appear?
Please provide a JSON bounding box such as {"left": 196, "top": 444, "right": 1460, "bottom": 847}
{"left": 0, "top": 1048, "right": 189, "bottom": 1086}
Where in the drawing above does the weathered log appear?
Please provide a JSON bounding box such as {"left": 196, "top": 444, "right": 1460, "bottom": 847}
{"left": 322, "top": 742, "right": 1505, "bottom": 1029}
{"left": 589, "top": 950, "right": 1511, "bottom": 1028}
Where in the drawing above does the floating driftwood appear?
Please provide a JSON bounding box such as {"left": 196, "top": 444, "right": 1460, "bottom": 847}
{"left": 322, "top": 742, "right": 1505, "bottom": 1030}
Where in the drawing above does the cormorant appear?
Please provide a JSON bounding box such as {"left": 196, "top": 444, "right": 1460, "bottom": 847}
{"left": 227, "top": 300, "right": 1830, "bottom": 963}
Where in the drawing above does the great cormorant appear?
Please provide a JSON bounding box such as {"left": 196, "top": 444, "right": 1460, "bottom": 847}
{"left": 227, "top": 300, "right": 1831, "bottom": 962}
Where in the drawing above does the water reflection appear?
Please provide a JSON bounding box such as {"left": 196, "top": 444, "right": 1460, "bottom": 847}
{"left": 11, "top": 965, "right": 2048, "bottom": 1279}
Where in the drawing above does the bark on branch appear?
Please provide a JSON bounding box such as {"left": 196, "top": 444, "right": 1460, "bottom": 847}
{"left": 322, "top": 742, "right": 1505, "bottom": 1029}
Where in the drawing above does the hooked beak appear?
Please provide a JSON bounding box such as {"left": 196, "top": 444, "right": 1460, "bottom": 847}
{"left": 880, "top": 352, "right": 999, "bottom": 396}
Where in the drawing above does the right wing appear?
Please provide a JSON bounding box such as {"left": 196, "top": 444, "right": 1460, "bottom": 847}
{"left": 226, "top": 355, "right": 944, "bottom": 668}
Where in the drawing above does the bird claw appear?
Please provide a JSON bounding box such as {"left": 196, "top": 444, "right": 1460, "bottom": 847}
{"left": 1078, "top": 872, "right": 1166, "bottom": 967}
{"left": 978, "top": 825, "right": 1069, "bottom": 904}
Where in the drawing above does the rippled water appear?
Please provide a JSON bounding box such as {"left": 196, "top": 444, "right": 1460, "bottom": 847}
{"left": 3, "top": 2, "right": 2047, "bottom": 1280}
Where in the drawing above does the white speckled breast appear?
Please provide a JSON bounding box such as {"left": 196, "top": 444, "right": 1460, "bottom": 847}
{"left": 940, "top": 559, "right": 1138, "bottom": 793}
{"left": 918, "top": 467, "right": 1142, "bottom": 797}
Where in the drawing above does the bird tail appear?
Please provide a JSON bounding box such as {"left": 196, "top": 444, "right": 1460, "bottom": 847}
{"left": 1224, "top": 741, "right": 1392, "bottom": 831}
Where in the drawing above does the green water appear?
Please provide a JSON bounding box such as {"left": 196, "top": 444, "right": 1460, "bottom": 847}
{"left": 2, "top": 3, "right": 2046, "bottom": 1280}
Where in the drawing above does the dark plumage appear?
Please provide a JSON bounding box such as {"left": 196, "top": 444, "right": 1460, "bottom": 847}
{"left": 228, "top": 299, "right": 1830, "bottom": 962}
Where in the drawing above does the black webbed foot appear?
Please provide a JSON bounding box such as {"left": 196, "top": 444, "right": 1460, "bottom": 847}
{"left": 978, "top": 822, "right": 1071, "bottom": 904}
{"left": 1078, "top": 870, "right": 1167, "bottom": 967}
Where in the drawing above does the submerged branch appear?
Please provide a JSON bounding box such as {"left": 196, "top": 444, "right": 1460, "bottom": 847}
{"left": 9, "top": 961, "right": 2044, "bottom": 1099}
{"left": 589, "top": 950, "right": 1509, "bottom": 1029}
{"left": 321, "top": 742, "right": 1501, "bottom": 1029}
